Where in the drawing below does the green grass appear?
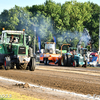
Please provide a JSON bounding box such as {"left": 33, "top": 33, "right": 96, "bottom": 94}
{"left": 0, "top": 87, "right": 42, "bottom": 100}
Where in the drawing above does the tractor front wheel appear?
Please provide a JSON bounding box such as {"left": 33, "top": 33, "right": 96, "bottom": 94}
{"left": 44, "top": 58, "right": 47, "bottom": 65}
{"left": 29, "top": 57, "right": 35, "bottom": 71}
{"left": 47, "top": 59, "right": 49, "bottom": 65}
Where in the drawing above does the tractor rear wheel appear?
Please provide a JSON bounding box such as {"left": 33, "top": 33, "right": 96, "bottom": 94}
{"left": 61, "top": 58, "right": 64, "bottom": 66}
{"left": 10, "top": 63, "right": 14, "bottom": 69}
{"left": 4, "top": 57, "right": 11, "bottom": 70}
{"left": 63, "top": 54, "right": 67, "bottom": 66}
{"left": 67, "top": 55, "right": 72, "bottom": 66}
{"left": 16, "top": 63, "right": 20, "bottom": 69}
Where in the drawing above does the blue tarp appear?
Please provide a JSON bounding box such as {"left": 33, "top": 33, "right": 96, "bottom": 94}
{"left": 91, "top": 56, "right": 97, "bottom": 62}
{"left": 88, "top": 56, "right": 97, "bottom": 65}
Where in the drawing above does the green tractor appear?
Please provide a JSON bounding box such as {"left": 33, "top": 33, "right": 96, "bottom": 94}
{"left": 0, "top": 28, "right": 35, "bottom": 71}
{"left": 63, "top": 47, "right": 87, "bottom": 67}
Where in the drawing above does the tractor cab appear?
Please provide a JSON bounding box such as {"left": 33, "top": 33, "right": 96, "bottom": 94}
{"left": 1, "top": 29, "right": 26, "bottom": 45}
{"left": 44, "top": 42, "right": 56, "bottom": 54}
{"left": 1, "top": 29, "right": 27, "bottom": 56}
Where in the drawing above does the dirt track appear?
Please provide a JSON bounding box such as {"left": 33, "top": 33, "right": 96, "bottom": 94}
{"left": 0, "top": 64, "right": 100, "bottom": 97}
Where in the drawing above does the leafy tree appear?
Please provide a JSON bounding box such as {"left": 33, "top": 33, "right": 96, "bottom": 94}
{"left": 0, "top": 0, "right": 100, "bottom": 51}
{"left": 84, "top": 2, "right": 99, "bottom": 50}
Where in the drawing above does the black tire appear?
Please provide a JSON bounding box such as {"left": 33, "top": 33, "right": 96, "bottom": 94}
{"left": 40, "top": 61, "right": 43, "bottom": 63}
{"left": 47, "top": 59, "right": 49, "bottom": 65}
{"left": 4, "top": 57, "right": 11, "bottom": 70}
{"left": 16, "top": 63, "right": 20, "bottom": 69}
{"left": 44, "top": 58, "right": 47, "bottom": 65}
{"left": 73, "top": 60, "right": 76, "bottom": 67}
{"left": 61, "top": 58, "right": 64, "bottom": 66}
{"left": 77, "top": 62, "right": 79, "bottom": 67}
{"left": 10, "top": 63, "right": 14, "bottom": 69}
{"left": 63, "top": 54, "right": 67, "bottom": 66}
{"left": 29, "top": 57, "right": 35, "bottom": 71}
{"left": 66, "top": 54, "right": 68, "bottom": 66}
{"left": 67, "top": 55, "right": 72, "bottom": 66}
{"left": 84, "top": 60, "right": 87, "bottom": 68}
{"left": 58, "top": 59, "right": 61, "bottom": 66}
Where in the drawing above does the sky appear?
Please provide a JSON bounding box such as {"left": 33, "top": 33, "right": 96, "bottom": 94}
{"left": 0, "top": 0, "right": 100, "bottom": 14}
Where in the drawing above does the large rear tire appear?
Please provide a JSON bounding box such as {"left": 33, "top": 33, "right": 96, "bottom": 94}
{"left": 16, "top": 63, "right": 20, "bottom": 69}
{"left": 67, "top": 55, "right": 72, "bottom": 66}
{"left": 10, "top": 63, "right": 14, "bottom": 69}
{"left": 63, "top": 54, "right": 67, "bottom": 66}
{"left": 61, "top": 58, "right": 64, "bottom": 66}
{"left": 4, "top": 57, "right": 11, "bottom": 70}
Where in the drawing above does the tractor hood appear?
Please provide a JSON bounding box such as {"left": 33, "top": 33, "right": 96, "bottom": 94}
{"left": 5, "top": 43, "right": 29, "bottom": 56}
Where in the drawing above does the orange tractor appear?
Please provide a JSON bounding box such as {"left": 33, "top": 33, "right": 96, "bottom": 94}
{"left": 40, "top": 42, "right": 70, "bottom": 65}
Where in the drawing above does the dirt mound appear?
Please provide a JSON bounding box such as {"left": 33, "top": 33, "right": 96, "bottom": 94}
{"left": 15, "top": 83, "right": 30, "bottom": 88}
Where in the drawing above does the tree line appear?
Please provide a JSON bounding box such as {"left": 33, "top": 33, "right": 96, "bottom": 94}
{"left": 0, "top": 0, "right": 99, "bottom": 51}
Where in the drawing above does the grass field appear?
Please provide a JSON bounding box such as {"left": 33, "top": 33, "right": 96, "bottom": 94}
{"left": 0, "top": 87, "right": 42, "bottom": 100}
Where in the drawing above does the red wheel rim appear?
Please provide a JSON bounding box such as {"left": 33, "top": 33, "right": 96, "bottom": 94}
{"left": 73, "top": 62, "right": 75, "bottom": 67}
{"left": 4, "top": 60, "right": 6, "bottom": 66}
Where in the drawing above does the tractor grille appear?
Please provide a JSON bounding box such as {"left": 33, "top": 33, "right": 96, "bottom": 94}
{"left": 18, "top": 46, "right": 26, "bottom": 54}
